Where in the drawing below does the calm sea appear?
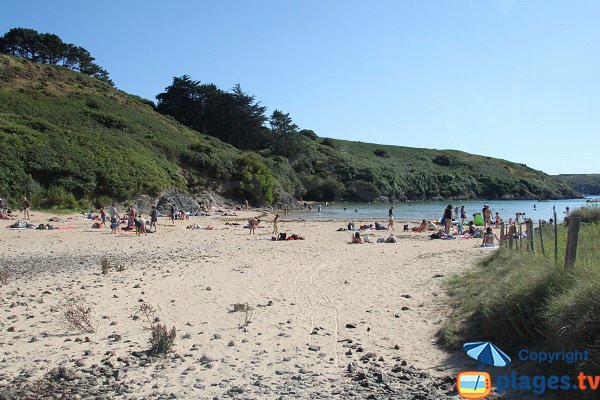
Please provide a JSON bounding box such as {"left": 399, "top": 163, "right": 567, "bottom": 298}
{"left": 289, "top": 198, "right": 599, "bottom": 223}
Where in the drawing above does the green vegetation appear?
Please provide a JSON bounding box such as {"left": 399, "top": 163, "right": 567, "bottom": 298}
{"left": 0, "top": 55, "right": 240, "bottom": 208}
{"left": 439, "top": 211, "right": 600, "bottom": 375}
{"left": 555, "top": 174, "right": 600, "bottom": 196}
{"left": 156, "top": 73, "right": 575, "bottom": 202}
{"left": 0, "top": 53, "right": 577, "bottom": 209}
{"left": 570, "top": 205, "right": 600, "bottom": 224}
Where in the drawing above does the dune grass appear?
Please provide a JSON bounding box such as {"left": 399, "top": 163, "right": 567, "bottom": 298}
{"left": 439, "top": 214, "right": 600, "bottom": 374}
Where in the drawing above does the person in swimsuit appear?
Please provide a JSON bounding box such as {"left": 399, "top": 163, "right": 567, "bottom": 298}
{"left": 482, "top": 227, "right": 500, "bottom": 247}
{"left": 272, "top": 214, "right": 279, "bottom": 235}
{"left": 444, "top": 204, "right": 453, "bottom": 235}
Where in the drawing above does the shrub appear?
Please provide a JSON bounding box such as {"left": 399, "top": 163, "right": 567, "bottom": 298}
{"left": 58, "top": 294, "right": 98, "bottom": 333}
{"left": 235, "top": 152, "right": 278, "bottom": 205}
{"left": 134, "top": 303, "right": 176, "bottom": 355}
{"left": 321, "top": 138, "right": 335, "bottom": 148}
{"left": 373, "top": 148, "right": 390, "bottom": 158}
{"left": 0, "top": 269, "right": 9, "bottom": 286}
{"left": 569, "top": 205, "right": 600, "bottom": 223}
{"left": 299, "top": 129, "right": 318, "bottom": 140}
{"left": 100, "top": 256, "right": 110, "bottom": 275}
{"left": 40, "top": 186, "right": 78, "bottom": 209}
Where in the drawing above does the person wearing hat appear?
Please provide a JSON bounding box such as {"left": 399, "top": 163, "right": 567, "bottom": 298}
{"left": 22, "top": 197, "right": 31, "bottom": 220}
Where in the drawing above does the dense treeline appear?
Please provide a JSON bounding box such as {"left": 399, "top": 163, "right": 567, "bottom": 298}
{"left": 0, "top": 28, "right": 112, "bottom": 85}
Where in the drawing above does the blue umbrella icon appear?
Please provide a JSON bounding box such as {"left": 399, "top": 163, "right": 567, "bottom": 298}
{"left": 463, "top": 341, "right": 511, "bottom": 367}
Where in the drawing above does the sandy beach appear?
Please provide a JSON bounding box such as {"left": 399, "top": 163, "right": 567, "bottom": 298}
{"left": 0, "top": 209, "right": 495, "bottom": 399}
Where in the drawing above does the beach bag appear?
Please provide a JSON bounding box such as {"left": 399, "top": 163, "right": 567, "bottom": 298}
{"left": 403, "top": 224, "right": 409, "bottom": 231}
{"left": 37, "top": 224, "right": 46, "bottom": 230}
{"left": 91, "top": 222, "right": 101, "bottom": 229}
{"left": 278, "top": 232, "right": 287, "bottom": 241}
{"left": 430, "top": 233, "right": 441, "bottom": 240}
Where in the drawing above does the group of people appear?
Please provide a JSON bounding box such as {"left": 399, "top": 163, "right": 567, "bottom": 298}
{"left": 0, "top": 197, "right": 30, "bottom": 220}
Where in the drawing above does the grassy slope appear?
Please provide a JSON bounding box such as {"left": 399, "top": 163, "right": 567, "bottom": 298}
{"left": 555, "top": 174, "right": 600, "bottom": 195}
{"left": 0, "top": 55, "right": 239, "bottom": 205}
{"left": 325, "top": 138, "right": 575, "bottom": 199}
{"left": 0, "top": 54, "right": 575, "bottom": 206}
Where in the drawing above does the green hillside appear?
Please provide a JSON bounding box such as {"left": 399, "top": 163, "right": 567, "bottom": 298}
{"left": 555, "top": 174, "right": 600, "bottom": 195}
{"left": 0, "top": 54, "right": 576, "bottom": 208}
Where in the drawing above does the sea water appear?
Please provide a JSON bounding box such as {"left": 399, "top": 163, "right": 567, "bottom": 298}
{"left": 289, "top": 198, "right": 599, "bottom": 223}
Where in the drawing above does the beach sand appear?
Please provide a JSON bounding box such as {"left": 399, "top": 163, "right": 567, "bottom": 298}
{"left": 0, "top": 210, "right": 494, "bottom": 399}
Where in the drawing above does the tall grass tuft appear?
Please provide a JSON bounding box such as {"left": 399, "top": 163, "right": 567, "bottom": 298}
{"left": 439, "top": 216, "right": 600, "bottom": 375}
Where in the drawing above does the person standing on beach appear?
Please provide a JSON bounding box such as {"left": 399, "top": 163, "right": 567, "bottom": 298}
{"left": 388, "top": 207, "right": 394, "bottom": 219}
{"left": 109, "top": 203, "right": 120, "bottom": 234}
{"left": 100, "top": 205, "right": 107, "bottom": 227}
{"left": 387, "top": 215, "right": 395, "bottom": 231}
{"left": 272, "top": 214, "right": 279, "bottom": 234}
{"left": 150, "top": 206, "right": 159, "bottom": 233}
{"left": 22, "top": 197, "right": 31, "bottom": 220}
{"left": 444, "top": 204, "right": 453, "bottom": 235}
{"left": 170, "top": 204, "right": 176, "bottom": 224}
{"left": 460, "top": 206, "right": 466, "bottom": 225}
{"left": 248, "top": 217, "right": 260, "bottom": 234}
{"left": 317, "top": 204, "right": 321, "bottom": 214}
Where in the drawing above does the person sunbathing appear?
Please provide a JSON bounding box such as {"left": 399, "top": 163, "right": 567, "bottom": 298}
{"left": 351, "top": 232, "right": 363, "bottom": 244}
{"left": 412, "top": 220, "right": 428, "bottom": 232}
{"left": 385, "top": 233, "right": 397, "bottom": 243}
{"left": 481, "top": 227, "right": 500, "bottom": 247}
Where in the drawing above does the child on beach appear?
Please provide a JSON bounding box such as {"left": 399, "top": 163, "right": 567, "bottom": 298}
{"left": 100, "top": 206, "right": 107, "bottom": 227}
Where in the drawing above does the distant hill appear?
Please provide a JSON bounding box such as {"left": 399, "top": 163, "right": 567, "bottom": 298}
{"left": 555, "top": 174, "right": 600, "bottom": 196}
{"left": 0, "top": 55, "right": 576, "bottom": 208}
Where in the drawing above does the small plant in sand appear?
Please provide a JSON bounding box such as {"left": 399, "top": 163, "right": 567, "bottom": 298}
{"left": 241, "top": 302, "right": 254, "bottom": 330}
{"left": 58, "top": 294, "right": 98, "bottom": 334}
{"left": 133, "top": 303, "right": 176, "bottom": 355}
{"left": 0, "top": 269, "right": 9, "bottom": 286}
{"left": 100, "top": 256, "right": 111, "bottom": 275}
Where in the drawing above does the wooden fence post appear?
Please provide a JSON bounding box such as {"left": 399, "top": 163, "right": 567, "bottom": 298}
{"left": 500, "top": 222, "right": 505, "bottom": 246}
{"left": 539, "top": 219, "right": 545, "bottom": 256}
{"left": 564, "top": 217, "right": 582, "bottom": 269}
{"left": 508, "top": 225, "right": 514, "bottom": 250}
{"left": 519, "top": 224, "right": 523, "bottom": 251}
{"left": 553, "top": 207, "right": 558, "bottom": 264}
{"left": 528, "top": 220, "right": 535, "bottom": 254}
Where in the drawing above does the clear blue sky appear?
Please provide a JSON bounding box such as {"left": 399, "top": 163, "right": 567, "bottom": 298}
{"left": 2, "top": 1, "right": 598, "bottom": 174}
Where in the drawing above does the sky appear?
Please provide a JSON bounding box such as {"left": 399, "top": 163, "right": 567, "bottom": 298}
{"left": 2, "top": 0, "right": 598, "bottom": 175}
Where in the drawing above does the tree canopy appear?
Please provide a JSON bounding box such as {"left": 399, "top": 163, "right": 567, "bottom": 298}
{"left": 0, "top": 28, "right": 113, "bottom": 85}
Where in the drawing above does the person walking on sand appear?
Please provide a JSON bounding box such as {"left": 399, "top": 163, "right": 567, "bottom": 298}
{"left": 22, "top": 197, "right": 31, "bottom": 220}
{"left": 170, "top": 203, "right": 176, "bottom": 224}
{"left": 272, "top": 214, "right": 279, "bottom": 234}
{"left": 444, "top": 204, "right": 453, "bottom": 235}
{"left": 387, "top": 215, "right": 395, "bottom": 231}
{"left": 150, "top": 205, "right": 159, "bottom": 233}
